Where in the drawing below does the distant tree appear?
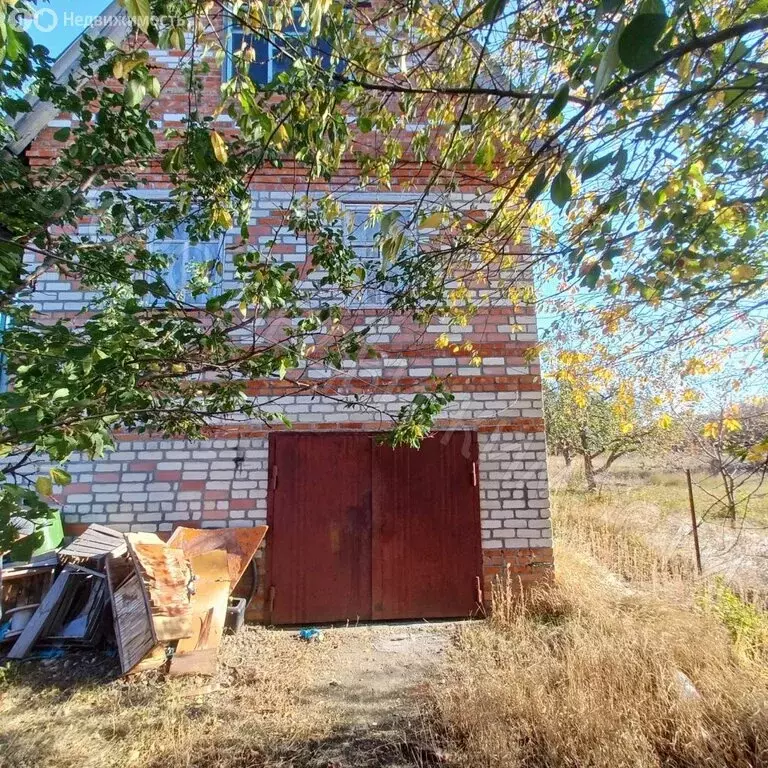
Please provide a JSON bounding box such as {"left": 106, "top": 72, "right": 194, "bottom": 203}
{"left": 544, "top": 382, "right": 659, "bottom": 491}
{"left": 682, "top": 398, "right": 768, "bottom": 525}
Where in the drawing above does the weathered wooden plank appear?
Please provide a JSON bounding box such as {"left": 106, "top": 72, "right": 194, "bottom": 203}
{"left": 167, "top": 526, "right": 268, "bottom": 591}
{"left": 7, "top": 568, "right": 73, "bottom": 659}
{"left": 59, "top": 524, "right": 127, "bottom": 563}
{"left": 124, "top": 534, "right": 193, "bottom": 644}
{"left": 168, "top": 550, "right": 230, "bottom": 677}
{"left": 109, "top": 571, "right": 158, "bottom": 674}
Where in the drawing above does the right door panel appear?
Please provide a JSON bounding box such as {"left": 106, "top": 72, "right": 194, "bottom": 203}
{"left": 371, "top": 431, "right": 482, "bottom": 620}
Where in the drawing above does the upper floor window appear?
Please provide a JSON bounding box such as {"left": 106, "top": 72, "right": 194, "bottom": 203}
{"left": 345, "top": 205, "right": 413, "bottom": 306}
{"left": 226, "top": 8, "right": 336, "bottom": 84}
{"left": 149, "top": 223, "right": 223, "bottom": 306}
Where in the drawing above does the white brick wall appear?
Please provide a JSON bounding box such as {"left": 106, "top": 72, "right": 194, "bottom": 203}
{"left": 25, "top": 190, "right": 551, "bottom": 550}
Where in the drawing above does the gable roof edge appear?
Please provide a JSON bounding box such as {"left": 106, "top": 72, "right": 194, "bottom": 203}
{"left": 7, "top": 1, "right": 130, "bottom": 156}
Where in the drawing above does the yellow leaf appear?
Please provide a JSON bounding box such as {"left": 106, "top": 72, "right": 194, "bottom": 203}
{"left": 702, "top": 422, "right": 720, "bottom": 439}
{"left": 435, "top": 333, "right": 450, "bottom": 350}
{"left": 210, "top": 130, "right": 228, "bottom": 164}
{"left": 36, "top": 476, "right": 53, "bottom": 497}
{"left": 730, "top": 264, "right": 758, "bottom": 282}
{"left": 274, "top": 124, "right": 289, "bottom": 149}
{"left": 723, "top": 418, "right": 742, "bottom": 433}
{"left": 657, "top": 413, "right": 673, "bottom": 430}
{"left": 746, "top": 439, "right": 768, "bottom": 463}
{"left": 420, "top": 212, "right": 445, "bottom": 229}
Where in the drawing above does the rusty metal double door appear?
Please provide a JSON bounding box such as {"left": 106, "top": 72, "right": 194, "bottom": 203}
{"left": 267, "top": 431, "right": 482, "bottom": 625}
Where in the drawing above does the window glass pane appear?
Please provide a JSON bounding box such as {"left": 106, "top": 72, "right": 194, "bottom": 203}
{"left": 315, "top": 36, "right": 344, "bottom": 74}
{"left": 149, "top": 226, "right": 222, "bottom": 306}
{"left": 231, "top": 29, "right": 269, "bottom": 84}
{"left": 164, "top": 242, "right": 187, "bottom": 294}
{"left": 229, "top": 10, "right": 338, "bottom": 85}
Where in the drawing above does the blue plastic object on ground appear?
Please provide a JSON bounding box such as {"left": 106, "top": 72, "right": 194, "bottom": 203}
{"left": 298, "top": 628, "right": 323, "bottom": 642}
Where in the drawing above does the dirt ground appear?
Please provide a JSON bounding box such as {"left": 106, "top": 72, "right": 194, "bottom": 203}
{"left": 286, "top": 622, "right": 455, "bottom": 766}
{"left": 0, "top": 620, "right": 459, "bottom": 768}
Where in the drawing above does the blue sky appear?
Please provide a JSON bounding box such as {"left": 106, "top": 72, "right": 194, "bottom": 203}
{"left": 27, "top": 0, "right": 109, "bottom": 56}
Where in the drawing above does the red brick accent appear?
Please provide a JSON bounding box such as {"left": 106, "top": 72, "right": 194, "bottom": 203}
{"left": 93, "top": 472, "right": 121, "bottom": 483}
{"left": 179, "top": 480, "right": 205, "bottom": 491}
{"left": 130, "top": 461, "right": 157, "bottom": 471}
{"left": 156, "top": 470, "right": 183, "bottom": 481}
{"left": 60, "top": 483, "right": 92, "bottom": 495}
{"left": 242, "top": 374, "right": 542, "bottom": 396}
{"left": 108, "top": 416, "right": 545, "bottom": 443}
{"left": 62, "top": 523, "right": 89, "bottom": 536}
{"left": 229, "top": 498, "right": 254, "bottom": 510}
{"left": 481, "top": 547, "right": 554, "bottom": 610}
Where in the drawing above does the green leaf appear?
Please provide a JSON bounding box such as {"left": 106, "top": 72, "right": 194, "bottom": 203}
{"left": 594, "top": 20, "right": 623, "bottom": 98}
{"left": 474, "top": 138, "right": 496, "bottom": 169}
{"left": 482, "top": 0, "right": 507, "bottom": 24}
{"left": 51, "top": 388, "right": 69, "bottom": 400}
{"left": 582, "top": 153, "right": 614, "bottom": 180}
{"left": 582, "top": 262, "right": 602, "bottom": 288}
{"left": 36, "top": 476, "right": 53, "bottom": 497}
{"left": 125, "top": 79, "right": 146, "bottom": 107}
{"left": 546, "top": 84, "right": 569, "bottom": 120}
{"left": 551, "top": 169, "right": 573, "bottom": 208}
{"left": 358, "top": 116, "right": 372, "bottom": 133}
{"left": 50, "top": 467, "right": 72, "bottom": 486}
{"left": 147, "top": 76, "right": 161, "bottom": 98}
{"left": 614, "top": 147, "right": 628, "bottom": 175}
{"left": 526, "top": 167, "right": 548, "bottom": 203}
{"left": 618, "top": 0, "right": 668, "bottom": 70}
{"left": 121, "top": 0, "right": 151, "bottom": 32}
{"left": 53, "top": 127, "right": 71, "bottom": 142}
{"left": 161, "top": 145, "right": 185, "bottom": 173}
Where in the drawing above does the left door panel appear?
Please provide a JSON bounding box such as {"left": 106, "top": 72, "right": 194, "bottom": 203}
{"left": 268, "top": 434, "right": 373, "bottom": 624}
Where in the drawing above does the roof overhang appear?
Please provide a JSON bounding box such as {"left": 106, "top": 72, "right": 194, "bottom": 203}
{"left": 6, "top": 0, "right": 129, "bottom": 156}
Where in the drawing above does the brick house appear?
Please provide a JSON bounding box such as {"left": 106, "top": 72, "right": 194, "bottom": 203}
{"left": 9, "top": 2, "right": 553, "bottom": 623}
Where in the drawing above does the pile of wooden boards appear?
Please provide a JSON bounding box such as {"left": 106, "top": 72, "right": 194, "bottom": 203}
{"left": 0, "top": 523, "right": 268, "bottom": 676}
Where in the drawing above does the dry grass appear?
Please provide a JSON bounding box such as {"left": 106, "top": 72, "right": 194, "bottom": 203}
{"left": 427, "top": 487, "right": 768, "bottom": 767}
{"left": 0, "top": 626, "right": 339, "bottom": 768}
{"left": 4, "top": 481, "right": 768, "bottom": 768}
{"left": 552, "top": 492, "right": 696, "bottom": 588}
{"left": 429, "top": 543, "right": 768, "bottom": 767}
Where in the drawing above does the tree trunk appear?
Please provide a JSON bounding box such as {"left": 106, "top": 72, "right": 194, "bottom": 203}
{"left": 579, "top": 427, "right": 597, "bottom": 491}
{"left": 583, "top": 452, "right": 596, "bottom": 492}
{"left": 563, "top": 447, "right": 572, "bottom": 467}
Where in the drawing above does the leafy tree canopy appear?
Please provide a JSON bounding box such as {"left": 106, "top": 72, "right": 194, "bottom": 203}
{"left": 0, "top": 0, "right": 767, "bottom": 549}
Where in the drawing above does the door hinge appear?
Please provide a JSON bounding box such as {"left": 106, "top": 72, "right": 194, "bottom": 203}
{"left": 272, "top": 465, "right": 278, "bottom": 490}
{"left": 471, "top": 461, "right": 478, "bottom": 487}
{"left": 268, "top": 585, "right": 276, "bottom": 615}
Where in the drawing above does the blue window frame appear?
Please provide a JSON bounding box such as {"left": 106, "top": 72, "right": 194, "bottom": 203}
{"left": 0, "top": 313, "right": 10, "bottom": 392}
{"left": 226, "top": 8, "right": 337, "bottom": 84}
